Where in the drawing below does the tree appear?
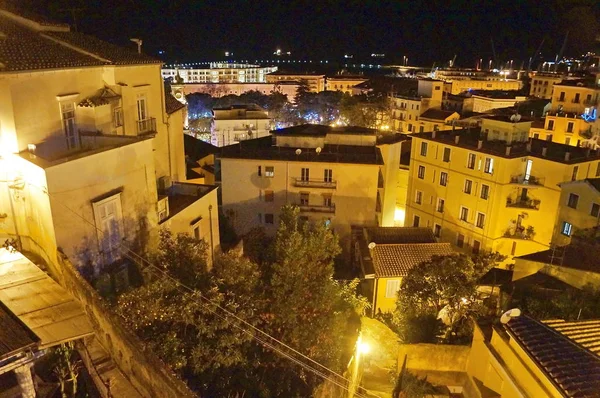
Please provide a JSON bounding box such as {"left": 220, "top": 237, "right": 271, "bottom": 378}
{"left": 49, "top": 342, "right": 82, "bottom": 398}
{"left": 394, "top": 253, "right": 502, "bottom": 343}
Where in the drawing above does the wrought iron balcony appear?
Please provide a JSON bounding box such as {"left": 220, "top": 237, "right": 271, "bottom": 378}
{"left": 503, "top": 225, "right": 536, "bottom": 240}
{"left": 293, "top": 178, "right": 337, "bottom": 189}
{"left": 506, "top": 196, "right": 540, "bottom": 210}
{"left": 296, "top": 203, "right": 336, "bottom": 213}
{"left": 137, "top": 117, "right": 157, "bottom": 134}
{"left": 509, "top": 174, "right": 544, "bottom": 186}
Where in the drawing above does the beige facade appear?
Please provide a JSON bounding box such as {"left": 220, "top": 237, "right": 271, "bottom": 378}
{"left": 266, "top": 72, "right": 326, "bottom": 92}
{"left": 443, "top": 78, "right": 522, "bottom": 95}
{"left": 162, "top": 63, "right": 277, "bottom": 83}
{"left": 465, "top": 94, "right": 527, "bottom": 113}
{"left": 530, "top": 73, "right": 564, "bottom": 99}
{"left": 391, "top": 79, "right": 444, "bottom": 133}
{"left": 326, "top": 76, "right": 368, "bottom": 94}
{"left": 553, "top": 178, "right": 600, "bottom": 245}
{"left": 406, "top": 115, "right": 600, "bottom": 260}
{"left": 211, "top": 105, "right": 272, "bottom": 147}
{"left": 175, "top": 81, "right": 300, "bottom": 101}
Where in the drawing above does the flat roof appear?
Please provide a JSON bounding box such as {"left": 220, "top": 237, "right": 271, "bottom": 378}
{"left": 271, "top": 124, "right": 378, "bottom": 136}
{"left": 0, "top": 300, "right": 39, "bottom": 361}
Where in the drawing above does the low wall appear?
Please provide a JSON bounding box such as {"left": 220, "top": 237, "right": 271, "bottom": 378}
{"left": 398, "top": 344, "right": 470, "bottom": 373}
{"left": 57, "top": 253, "right": 196, "bottom": 398}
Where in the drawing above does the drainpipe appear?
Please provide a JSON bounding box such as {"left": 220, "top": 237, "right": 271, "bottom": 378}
{"left": 372, "top": 277, "right": 379, "bottom": 317}
{"left": 159, "top": 72, "right": 173, "bottom": 180}
{"left": 208, "top": 204, "right": 214, "bottom": 266}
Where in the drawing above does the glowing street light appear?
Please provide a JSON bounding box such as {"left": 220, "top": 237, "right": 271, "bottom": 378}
{"left": 358, "top": 341, "right": 371, "bottom": 355}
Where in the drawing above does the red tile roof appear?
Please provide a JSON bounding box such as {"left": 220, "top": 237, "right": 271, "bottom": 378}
{"left": 371, "top": 243, "right": 454, "bottom": 277}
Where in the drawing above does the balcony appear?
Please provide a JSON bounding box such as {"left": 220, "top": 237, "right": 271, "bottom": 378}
{"left": 293, "top": 178, "right": 337, "bottom": 189}
{"left": 137, "top": 117, "right": 157, "bottom": 134}
{"left": 296, "top": 203, "right": 336, "bottom": 214}
{"left": 506, "top": 196, "right": 540, "bottom": 210}
{"left": 509, "top": 175, "right": 544, "bottom": 186}
{"left": 503, "top": 225, "right": 536, "bottom": 240}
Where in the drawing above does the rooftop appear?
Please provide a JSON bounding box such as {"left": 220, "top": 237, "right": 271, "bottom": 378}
{"left": 468, "top": 90, "right": 525, "bottom": 99}
{"left": 477, "top": 268, "right": 513, "bottom": 286}
{"left": 505, "top": 316, "right": 600, "bottom": 396}
{"left": 160, "top": 183, "right": 218, "bottom": 221}
{"left": 371, "top": 243, "right": 454, "bottom": 278}
{"left": 220, "top": 136, "right": 385, "bottom": 165}
{"left": 0, "top": 300, "right": 39, "bottom": 361}
{"left": 419, "top": 108, "right": 458, "bottom": 121}
{"left": 271, "top": 124, "right": 378, "bottom": 137}
{"left": 0, "top": 8, "right": 159, "bottom": 72}
{"left": 165, "top": 93, "right": 186, "bottom": 115}
{"left": 213, "top": 104, "right": 266, "bottom": 112}
{"left": 267, "top": 70, "right": 325, "bottom": 77}
{"left": 412, "top": 127, "right": 600, "bottom": 165}
{"left": 184, "top": 135, "right": 219, "bottom": 161}
{"left": 555, "top": 78, "right": 599, "bottom": 89}
{"left": 516, "top": 243, "right": 600, "bottom": 274}
{"left": 327, "top": 75, "right": 368, "bottom": 81}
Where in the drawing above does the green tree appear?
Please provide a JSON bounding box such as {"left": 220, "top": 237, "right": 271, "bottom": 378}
{"left": 394, "top": 253, "right": 502, "bottom": 343}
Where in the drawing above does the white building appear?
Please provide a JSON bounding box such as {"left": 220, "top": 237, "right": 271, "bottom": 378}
{"left": 162, "top": 63, "right": 278, "bottom": 83}
{"left": 211, "top": 105, "right": 272, "bottom": 147}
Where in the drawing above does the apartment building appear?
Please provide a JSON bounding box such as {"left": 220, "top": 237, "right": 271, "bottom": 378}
{"left": 161, "top": 63, "right": 278, "bottom": 83}
{"left": 553, "top": 177, "right": 600, "bottom": 246}
{"left": 211, "top": 104, "right": 272, "bottom": 147}
{"left": 326, "top": 75, "right": 368, "bottom": 94}
{"left": 529, "top": 73, "right": 565, "bottom": 99}
{"left": 406, "top": 115, "right": 600, "bottom": 259}
{"left": 266, "top": 71, "right": 326, "bottom": 92}
{"left": 220, "top": 125, "right": 409, "bottom": 255}
{"left": 390, "top": 79, "right": 444, "bottom": 133}
{"left": 0, "top": 9, "right": 219, "bottom": 279}
{"left": 531, "top": 77, "right": 600, "bottom": 147}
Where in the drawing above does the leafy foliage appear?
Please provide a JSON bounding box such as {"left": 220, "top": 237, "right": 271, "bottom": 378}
{"left": 392, "top": 369, "right": 439, "bottom": 398}
{"left": 394, "top": 253, "right": 503, "bottom": 343}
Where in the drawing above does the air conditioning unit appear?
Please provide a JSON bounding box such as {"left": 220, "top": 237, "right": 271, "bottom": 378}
{"left": 157, "top": 196, "right": 169, "bottom": 222}
{"left": 158, "top": 176, "right": 172, "bottom": 192}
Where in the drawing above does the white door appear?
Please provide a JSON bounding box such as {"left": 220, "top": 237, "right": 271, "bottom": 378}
{"left": 94, "top": 196, "right": 124, "bottom": 265}
{"left": 61, "top": 103, "right": 77, "bottom": 149}
{"left": 136, "top": 94, "right": 147, "bottom": 121}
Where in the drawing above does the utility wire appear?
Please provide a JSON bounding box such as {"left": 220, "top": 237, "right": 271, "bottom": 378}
{"left": 43, "top": 191, "right": 367, "bottom": 397}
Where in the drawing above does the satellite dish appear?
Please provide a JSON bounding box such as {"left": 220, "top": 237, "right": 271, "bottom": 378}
{"left": 368, "top": 242, "right": 376, "bottom": 250}
{"left": 510, "top": 114, "right": 521, "bottom": 123}
{"left": 500, "top": 308, "right": 521, "bottom": 324}
{"left": 295, "top": 149, "right": 302, "bottom": 155}
{"left": 316, "top": 147, "right": 322, "bottom": 154}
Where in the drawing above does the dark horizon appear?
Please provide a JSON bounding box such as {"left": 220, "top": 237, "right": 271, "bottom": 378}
{"left": 6, "top": 0, "right": 600, "bottom": 68}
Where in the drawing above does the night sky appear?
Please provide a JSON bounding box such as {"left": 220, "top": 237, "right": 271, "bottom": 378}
{"left": 9, "top": 0, "right": 600, "bottom": 67}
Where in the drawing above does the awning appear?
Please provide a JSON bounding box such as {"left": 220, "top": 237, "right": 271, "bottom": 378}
{"left": 0, "top": 249, "right": 94, "bottom": 349}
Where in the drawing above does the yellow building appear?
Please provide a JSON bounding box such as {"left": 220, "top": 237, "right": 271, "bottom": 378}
{"left": 416, "top": 109, "right": 460, "bottom": 133}
{"left": 266, "top": 71, "right": 326, "bottom": 92}
{"left": 0, "top": 8, "right": 219, "bottom": 278}
{"left": 552, "top": 177, "right": 600, "bottom": 245}
{"left": 442, "top": 78, "right": 522, "bottom": 95}
{"left": 355, "top": 227, "right": 454, "bottom": 314}
{"left": 466, "top": 316, "right": 600, "bottom": 397}
{"left": 391, "top": 79, "right": 444, "bottom": 133}
{"left": 529, "top": 73, "right": 564, "bottom": 99}
{"left": 220, "top": 125, "right": 409, "bottom": 255}
{"left": 531, "top": 78, "right": 600, "bottom": 147}
{"left": 211, "top": 104, "right": 272, "bottom": 147}
{"left": 326, "top": 76, "right": 368, "bottom": 94}
{"left": 406, "top": 114, "right": 600, "bottom": 260}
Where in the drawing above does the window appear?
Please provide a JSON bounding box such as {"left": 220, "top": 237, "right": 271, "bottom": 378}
{"left": 559, "top": 92, "right": 565, "bottom": 102}
{"left": 472, "top": 240, "right": 481, "bottom": 254}
{"left": 561, "top": 221, "right": 572, "bottom": 236}
{"left": 467, "top": 153, "right": 476, "bottom": 169}
{"left": 480, "top": 184, "right": 489, "bottom": 200}
{"left": 300, "top": 192, "right": 309, "bottom": 206}
{"left": 419, "top": 126, "right": 424, "bottom": 133}
{"left": 61, "top": 102, "right": 77, "bottom": 149}
{"left": 596, "top": 163, "right": 600, "bottom": 177}
{"left": 301, "top": 167, "right": 310, "bottom": 181}
{"left": 547, "top": 119, "right": 554, "bottom": 131}
{"left": 571, "top": 166, "right": 578, "bottom": 181}
{"left": 92, "top": 193, "right": 124, "bottom": 264}
{"left": 418, "top": 165, "right": 425, "bottom": 179}
{"left": 136, "top": 93, "right": 148, "bottom": 121}
{"left": 459, "top": 206, "right": 469, "bottom": 222}
{"left": 457, "top": 233, "right": 465, "bottom": 248}
{"left": 533, "top": 133, "right": 539, "bottom": 139}
{"left": 433, "top": 224, "right": 441, "bottom": 238}
{"left": 113, "top": 107, "right": 123, "bottom": 128}
{"left": 415, "top": 190, "right": 423, "bottom": 205}
{"left": 413, "top": 215, "right": 420, "bottom": 227}
{"left": 591, "top": 203, "right": 600, "bottom": 218}
{"left": 192, "top": 223, "right": 201, "bottom": 240}
{"left": 323, "top": 194, "right": 332, "bottom": 207}
{"left": 265, "top": 166, "right": 274, "bottom": 177}
{"left": 258, "top": 166, "right": 262, "bottom": 176}
{"left": 567, "top": 122, "right": 574, "bottom": 133}
{"left": 574, "top": 93, "right": 580, "bottom": 103}
{"left": 464, "top": 179, "right": 472, "bottom": 194}
{"left": 476, "top": 212, "right": 485, "bottom": 228}
{"left": 511, "top": 241, "right": 517, "bottom": 256}
{"left": 264, "top": 190, "right": 274, "bottom": 202}
{"left": 324, "top": 169, "right": 333, "bottom": 182}
{"left": 385, "top": 280, "right": 401, "bottom": 298}
{"left": 567, "top": 193, "right": 579, "bottom": 209}
{"left": 264, "top": 214, "right": 274, "bottom": 224}
{"left": 443, "top": 147, "right": 451, "bottom": 162}
{"left": 439, "top": 172, "right": 448, "bottom": 186}
{"left": 436, "top": 198, "right": 445, "bottom": 213}
{"left": 565, "top": 137, "right": 571, "bottom": 145}
{"left": 484, "top": 157, "right": 494, "bottom": 174}
{"left": 546, "top": 134, "right": 553, "bottom": 141}
{"left": 420, "top": 142, "right": 428, "bottom": 156}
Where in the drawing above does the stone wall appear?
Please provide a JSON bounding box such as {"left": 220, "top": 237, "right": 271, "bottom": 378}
{"left": 398, "top": 344, "right": 470, "bottom": 373}
{"left": 57, "top": 253, "right": 196, "bottom": 398}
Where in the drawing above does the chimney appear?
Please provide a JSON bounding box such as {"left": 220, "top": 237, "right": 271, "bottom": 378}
{"left": 477, "top": 139, "right": 483, "bottom": 149}
{"left": 542, "top": 147, "right": 547, "bottom": 157}
{"left": 505, "top": 145, "right": 511, "bottom": 156}
{"left": 432, "top": 130, "right": 436, "bottom": 138}
{"left": 526, "top": 142, "right": 532, "bottom": 152}
{"left": 455, "top": 135, "right": 460, "bottom": 144}
{"left": 564, "top": 151, "right": 570, "bottom": 162}
{"left": 586, "top": 148, "right": 591, "bottom": 157}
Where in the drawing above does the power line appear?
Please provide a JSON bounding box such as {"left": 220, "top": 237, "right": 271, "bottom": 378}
{"left": 42, "top": 190, "right": 367, "bottom": 397}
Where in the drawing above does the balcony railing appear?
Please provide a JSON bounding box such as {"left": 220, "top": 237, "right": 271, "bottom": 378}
{"left": 509, "top": 174, "right": 544, "bottom": 186}
{"left": 137, "top": 117, "right": 157, "bottom": 134}
{"left": 296, "top": 203, "right": 336, "bottom": 213}
{"left": 503, "top": 226, "right": 535, "bottom": 240}
{"left": 293, "top": 178, "right": 337, "bottom": 189}
{"left": 506, "top": 196, "right": 540, "bottom": 210}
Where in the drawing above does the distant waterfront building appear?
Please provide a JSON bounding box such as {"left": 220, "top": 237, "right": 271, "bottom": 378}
{"left": 161, "top": 63, "right": 278, "bottom": 83}
{"left": 211, "top": 105, "right": 272, "bottom": 147}
{"left": 266, "top": 71, "right": 326, "bottom": 92}
{"left": 462, "top": 90, "right": 527, "bottom": 113}
{"left": 172, "top": 81, "right": 301, "bottom": 101}
{"left": 406, "top": 114, "right": 600, "bottom": 260}
{"left": 390, "top": 79, "right": 444, "bottom": 133}
{"left": 426, "top": 68, "right": 522, "bottom": 94}
{"left": 529, "top": 73, "right": 566, "bottom": 99}
{"left": 326, "top": 75, "right": 368, "bottom": 95}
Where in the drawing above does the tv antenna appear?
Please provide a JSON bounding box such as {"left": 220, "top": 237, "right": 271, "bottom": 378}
{"left": 130, "top": 38, "right": 143, "bottom": 54}
{"left": 510, "top": 113, "right": 521, "bottom": 123}
{"left": 500, "top": 308, "right": 521, "bottom": 324}
{"left": 368, "top": 242, "right": 376, "bottom": 250}
{"left": 316, "top": 147, "right": 322, "bottom": 155}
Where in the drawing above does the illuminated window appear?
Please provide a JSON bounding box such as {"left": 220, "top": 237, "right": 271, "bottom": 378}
{"left": 265, "top": 166, "right": 274, "bottom": 177}
{"left": 443, "top": 147, "right": 451, "bottom": 162}
{"left": 591, "top": 203, "right": 600, "bottom": 218}
{"left": 476, "top": 212, "right": 485, "bottom": 228}
{"left": 420, "top": 142, "right": 427, "bottom": 156}
{"left": 413, "top": 215, "right": 420, "bottom": 227}
{"left": 561, "top": 221, "right": 572, "bottom": 236}
{"left": 464, "top": 179, "right": 472, "bottom": 194}
{"left": 456, "top": 233, "right": 465, "bottom": 248}
{"left": 265, "top": 214, "right": 274, "bottom": 224}
{"left": 467, "top": 153, "right": 476, "bottom": 169}
{"left": 567, "top": 193, "right": 579, "bottom": 209}
{"left": 264, "top": 190, "right": 274, "bottom": 202}
{"left": 436, "top": 198, "right": 444, "bottom": 213}
{"left": 484, "top": 157, "right": 494, "bottom": 174}
{"left": 433, "top": 224, "right": 441, "bottom": 238}
{"left": 459, "top": 206, "right": 469, "bottom": 222}
{"left": 440, "top": 172, "right": 448, "bottom": 186}
{"left": 385, "top": 280, "right": 401, "bottom": 298}
{"left": 480, "top": 184, "right": 490, "bottom": 200}
{"left": 415, "top": 190, "right": 423, "bottom": 205}
{"left": 418, "top": 165, "right": 425, "bottom": 179}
